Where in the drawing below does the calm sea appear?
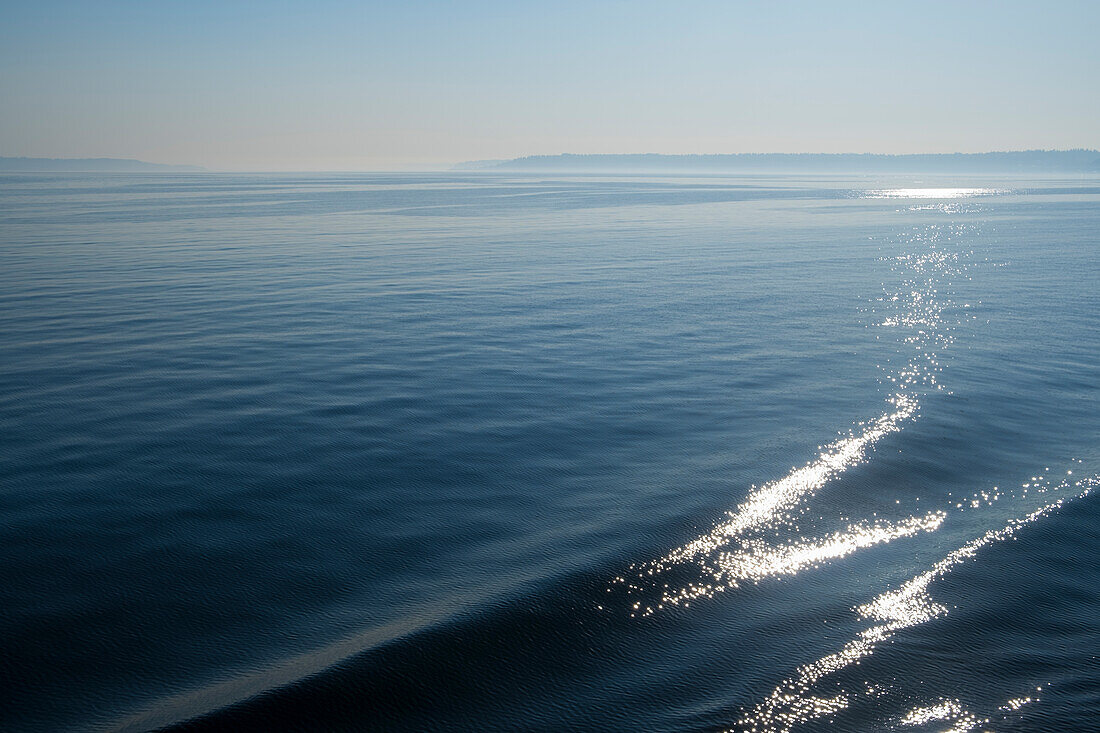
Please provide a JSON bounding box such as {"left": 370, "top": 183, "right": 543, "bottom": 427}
{"left": 1, "top": 173, "right": 1097, "bottom": 732}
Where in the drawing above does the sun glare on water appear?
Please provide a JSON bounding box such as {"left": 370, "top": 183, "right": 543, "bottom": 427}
{"left": 606, "top": 211, "right": 1096, "bottom": 732}
{"left": 862, "top": 188, "right": 1008, "bottom": 199}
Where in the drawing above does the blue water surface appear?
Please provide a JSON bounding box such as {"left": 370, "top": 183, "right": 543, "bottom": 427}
{"left": 0, "top": 173, "right": 1097, "bottom": 732}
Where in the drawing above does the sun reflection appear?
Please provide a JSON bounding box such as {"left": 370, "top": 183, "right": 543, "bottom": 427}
{"left": 612, "top": 231, "right": 968, "bottom": 615}
{"left": 863, "top": 188, "right": 1008, "bottom": 199}
{"left": 719, "top": 513, "right": 945, "bottom": 583}
{"left": 892, "top": 690, "right": 1041, "bottom": 732}
{"left": 647, "top": 512, "right": 945, "bottom": 614}
{"left": 737, "top": 474, "right": 1096, "bottom": 733}
{"left": 900, "top": 698, "right": 986, "bottom": 732}
{"left": 605, "top": 213, "right": 1095, "bottom": 731}
{"left": 998, "top": 695, "right": 1036, "bottom": 712}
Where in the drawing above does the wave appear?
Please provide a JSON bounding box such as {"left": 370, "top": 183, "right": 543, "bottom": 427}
{"left": 737, "top": 471, "right": 1097, "bottom": 732}
{"left": 599, "top": 217, "right": 1095, "bottom": 731}
{"left": 611, "top": 234, "right": 967, "bottom": 615}
{"left": 113, "top": 215, "right": 1088, "bottom": 732}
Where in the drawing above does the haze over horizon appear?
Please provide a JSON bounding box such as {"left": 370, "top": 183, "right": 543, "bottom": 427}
{"left": 2, "top": 1, "right": 1098, "bottom": 171}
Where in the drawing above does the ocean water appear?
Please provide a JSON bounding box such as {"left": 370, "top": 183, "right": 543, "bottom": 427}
{"left": 0, "top": 173, "right": 1097, "bottom": 732}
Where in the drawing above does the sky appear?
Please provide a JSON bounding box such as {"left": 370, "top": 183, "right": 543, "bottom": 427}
{"left": 1, "top": 1, "right": 1098, "bottom": 171}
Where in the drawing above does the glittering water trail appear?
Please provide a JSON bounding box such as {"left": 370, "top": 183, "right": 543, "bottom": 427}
{"left": 611, "top": 232, "right": 968, "bottom": 615}
{"left": 899, "top": 697, "right": 991, "bottom": 733}
{"left": 660, "top": 391, "right": 918, "bottom": 561}
{"left": 736, "top": 473, "right": 1098, "bottom": 733}
{"left": 897, "top": 692, "right": 1038, "bottom": 733}
{"left": 711, "top": 512, "right": 945, "bottom": 584}
{"left": 862, "top": 188, "right": 1009, "bottom": 200}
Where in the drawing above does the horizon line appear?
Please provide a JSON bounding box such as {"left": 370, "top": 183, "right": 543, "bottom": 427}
{"left": 3, "top": 148, "right": 1100, "bottom": 174}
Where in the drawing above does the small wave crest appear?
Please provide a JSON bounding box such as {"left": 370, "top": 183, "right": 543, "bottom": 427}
{"left": 737, "top": 471, "right": 1096, "bottom": 733}
{"left": 610, "top": 229, "right": 969, "bottom": 616}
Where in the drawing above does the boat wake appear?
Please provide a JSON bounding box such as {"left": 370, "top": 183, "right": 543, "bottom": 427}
{"left": 610, "top": 231, "right": 967, "bottom": 615}
{"left": 737, "top": 471, "right": 1096, "bottom": 732}
{"left": 608, "top": 219, "right": 1097, "bottom": 730}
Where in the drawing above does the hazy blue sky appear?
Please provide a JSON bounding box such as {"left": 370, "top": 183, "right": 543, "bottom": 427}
{"left": 2, "top": 1, "right": 1097, "bottom": 170}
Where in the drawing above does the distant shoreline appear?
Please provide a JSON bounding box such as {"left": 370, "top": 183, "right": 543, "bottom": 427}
{"left": 456, "top": 150, "right": 1100, "bottom": 174}
{"left": 4, "top": 151, "right": 1098, "bottom": 175}
{"left": 0, "top": 156, "right": 205, "bottom": 172}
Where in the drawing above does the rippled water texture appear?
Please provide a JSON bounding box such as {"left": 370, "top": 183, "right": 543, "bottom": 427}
{"left": 1, "top": 174, "right": 1097, "bottom": 731}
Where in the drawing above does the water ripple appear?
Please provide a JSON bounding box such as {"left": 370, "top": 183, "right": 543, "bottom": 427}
{"left": 738, "top": 472, "right": 1096, "bottom": 733}
{"left": 611, "top": 231, "right": 968, "bottom": 616}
